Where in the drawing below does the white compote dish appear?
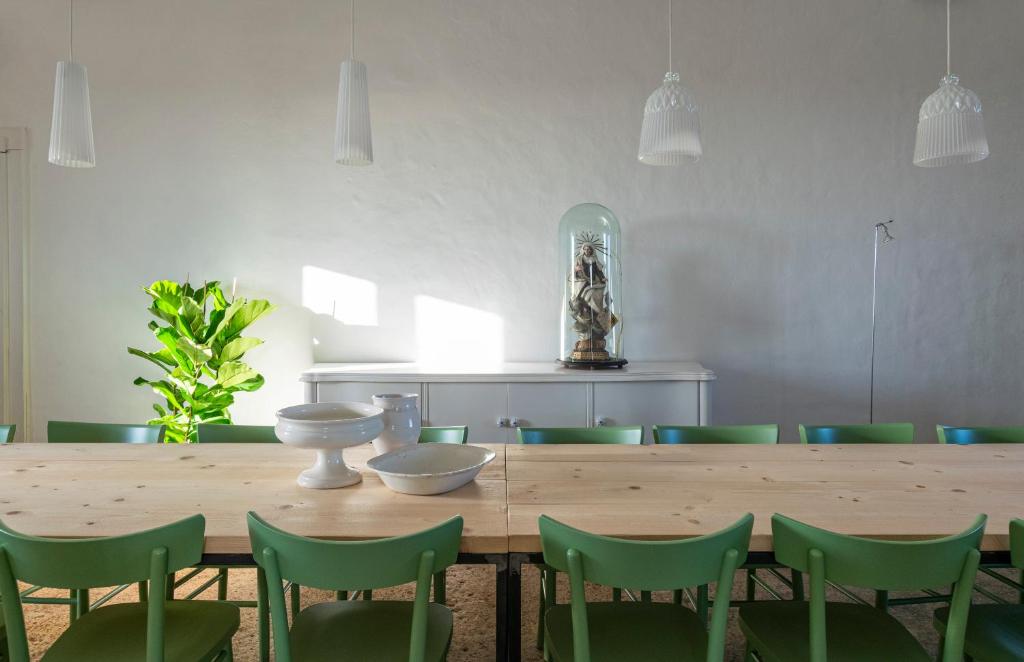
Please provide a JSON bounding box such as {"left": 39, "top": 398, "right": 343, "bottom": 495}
{"left": 275, "top": 402, "right": 384, "bottom": 489}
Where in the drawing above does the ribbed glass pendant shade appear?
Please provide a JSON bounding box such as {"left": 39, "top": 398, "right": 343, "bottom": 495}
{"left": 48, "top": 61, "right": 95, "bottom": 168}
{"left": 913, "top": 74, "right": 989, "bottom": 167}
{"left": 638, "top": 72, "right": 702, "bottom": 165}
{"left": 334, "top": 59, "right": 372, "bottom": 166}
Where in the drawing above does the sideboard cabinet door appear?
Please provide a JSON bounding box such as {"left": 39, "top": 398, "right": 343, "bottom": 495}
{"left": 426, "top": 383, "right": 510, "bottom": 443}
{"left": 507, "top": 383, "right": 589, "bottom": 429}
{"left": 317, "top": 382, "right": 420, "bottom": 405}
{"left": 593, "top": 382, "right": 699, "bottom": 428}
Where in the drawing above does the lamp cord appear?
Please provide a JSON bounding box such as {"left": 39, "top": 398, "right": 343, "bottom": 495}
{"left": 668, "top": 0, "right": 673, "bottom": 73}
{"left": 351, "top": 0, "right": 356, "bottom": 60}
{"left": 69, "top": 0, "right": 74, "bottom": 62}
{"left": 946, "top": 0, "right": 951, "bottom": 76}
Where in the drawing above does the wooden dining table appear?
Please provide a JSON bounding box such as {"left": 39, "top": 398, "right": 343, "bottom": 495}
{"left": 2, "top": 440, "right": 1022, "bottom": 662}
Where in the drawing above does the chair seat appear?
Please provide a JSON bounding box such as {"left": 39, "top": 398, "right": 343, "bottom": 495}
{"left": 545, "top": 601, "right": 709, "bottom": 662}
{"left": 739, "top": 601, "right": 930, "bottom": 662}
{"left": 42, "top": 600, "right": 239, "bottom": 662}
{"left": 935, "top": 604, "right": 1024, "bottom": 662}
{"left": 289, "top": 600, "right": 453, "bottom": 662}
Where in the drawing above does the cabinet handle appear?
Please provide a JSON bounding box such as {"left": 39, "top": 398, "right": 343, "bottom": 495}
{"left": 510, "top": 418, "right": 521, "bottom": 428}
{"left": 596, "top": 417, "right": 609, "bottom": 427}
{"left": 496, "top": 417, "right": 510, "bottom": 428}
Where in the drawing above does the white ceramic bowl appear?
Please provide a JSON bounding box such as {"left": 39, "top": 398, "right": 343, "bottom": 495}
{"left": 276, "top": 402, "right": 384, "bottom": 489}
{"left": 366, "top": 444, "right": 496, "bottom": 495}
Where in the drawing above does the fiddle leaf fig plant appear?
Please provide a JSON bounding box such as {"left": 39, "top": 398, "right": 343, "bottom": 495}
{"left": 128, "top": 280, "right": 274, "bottom": 443}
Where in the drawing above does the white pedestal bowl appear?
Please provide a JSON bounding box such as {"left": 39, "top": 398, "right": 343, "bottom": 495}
{"left": 275, "top": 402, "right": 384, "bottom": 489}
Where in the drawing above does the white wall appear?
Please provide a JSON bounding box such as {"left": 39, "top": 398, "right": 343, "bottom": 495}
{"left": 1, "top": 0, "right": 1021, "bottom": 441}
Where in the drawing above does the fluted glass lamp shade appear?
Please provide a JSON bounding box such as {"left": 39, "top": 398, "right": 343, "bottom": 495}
{"left": 638, "top": 72, "right": 702, "bottom": 165}
{"left": 48, "top": 61, "right": 95, "bottom": 168}
{"left": 334, "top": 59, "right": 372, "bottom": 166}
{"left": 913, "top": 74, "right": 989, "bottom": 167}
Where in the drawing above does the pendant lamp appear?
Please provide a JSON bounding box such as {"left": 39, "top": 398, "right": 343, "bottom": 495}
{"left": 913, "top": 0, "right": 989, "bottom": 167}
{"left": 334, "top": 0, "right": 373, "bottom": 165}
{"left": 638, "top": 0, "right": 702, "bottom": 165}
{"left": 49, "top": 0, "right": 95, "bottom": 168}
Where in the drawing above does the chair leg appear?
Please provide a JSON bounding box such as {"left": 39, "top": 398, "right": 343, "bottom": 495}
{"left": 364, "top": 589, "right": 373, "bottom": 600}
{"left": 672, "top": 589, "right": 683, "bottom": 605}
{"left": 336, "top": 590, "right": 348, "bottom": 600}
{"left": 535, "top": 570, "right": 546, "bottom": 651}
{"left": 433, "top": 570, "right": 447, "bottom": 604}
{"left": 217, "top": 568, "right": 229, "bottom": 601}
{"left": 256, "top": 568, "right": 270, "bottom": 662}
{"left": 790, "top": 569, "right": 804, "bottom": 600}
{"left": 138, "top": 581, "right": 148, "bottom": 602}
{"left": 77, "top": 589, "right": 90, "bottom": 617}
{"left": 697, "top": 584, "right": 709, "bottom": 626}
{"left": 222, "top": 641, "right": 234, "bottom": 662}
{"left": 875, "top": 589, "right": 889, "bottom": 610}
{"left": 68, "top": 589, "right": 77, "bottom": 623}
{"left": 290, "top": 582, "right": 301, "bottom": 617}
{"left": 166, "top": 571, "right": 176, "bottom": 600}
{"left": 612, "top": 587, "right": 622, "bottom": 602}
{"left": 747, "top": 568, "right": 757, "bottom": 601}
{"left": 640, "top": 590, "right": 652, "bottom": 603}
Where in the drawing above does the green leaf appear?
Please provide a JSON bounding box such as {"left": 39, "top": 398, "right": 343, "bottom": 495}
{"left": 216, "top": 361, "right": 261, "bottom": 388}
{"left": 127, "top": 346, "right": 174, "bottom": 373}
{"left": 220, "top": 337, "right": 262, "bottom": 363}
{"left": 216, "top": 299, "right": 275, "bottom": 344}
{"left": 175, "top": 336, "right": 213, "bottom": 365}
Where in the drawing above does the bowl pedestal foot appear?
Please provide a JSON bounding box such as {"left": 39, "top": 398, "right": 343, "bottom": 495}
{"left": 297, "top": 449, "right": 363, "bottom": 489}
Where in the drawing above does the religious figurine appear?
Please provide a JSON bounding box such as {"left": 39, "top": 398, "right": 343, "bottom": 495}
{"left": 558, "top": 204, "right": 627, "bottom": 368}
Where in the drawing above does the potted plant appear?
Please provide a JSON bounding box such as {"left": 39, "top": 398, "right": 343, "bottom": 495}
{"left": 128, "top": 279, "right": 274, "bottom": 443}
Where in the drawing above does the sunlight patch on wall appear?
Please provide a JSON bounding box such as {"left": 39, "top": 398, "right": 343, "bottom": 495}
{"left": 414, "top": 296, "right": 504, "bottom": 368}
{"left": 301, "top": 266, "right": 378, "bottom": 326}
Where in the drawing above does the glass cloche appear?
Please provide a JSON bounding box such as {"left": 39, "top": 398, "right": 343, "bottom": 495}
{"left": 558, "top": 203, "right": 627, "bottom": 369}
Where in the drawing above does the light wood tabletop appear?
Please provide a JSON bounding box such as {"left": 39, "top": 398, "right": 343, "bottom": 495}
{"left": 0, "top": 443, "right": 508, "bottom": 554}
{"left": 505, "top": 443, "right": 1024, "bottom": 552}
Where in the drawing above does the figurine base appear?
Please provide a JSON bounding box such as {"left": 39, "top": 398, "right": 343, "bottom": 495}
{"left": 557, "top": 358, "right": 628, "bottom": 370}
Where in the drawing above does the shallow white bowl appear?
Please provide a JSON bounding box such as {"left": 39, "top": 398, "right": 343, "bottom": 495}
{"left": 366, "top": 444, "right": 496, "bottom": 495}
{"left": 276, "top": 401, "right": 384, "bottom": 489}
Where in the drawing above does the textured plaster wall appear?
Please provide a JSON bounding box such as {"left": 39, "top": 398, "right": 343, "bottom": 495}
{"left": 1, "top": 0, "right": 1021, "bottom": 441}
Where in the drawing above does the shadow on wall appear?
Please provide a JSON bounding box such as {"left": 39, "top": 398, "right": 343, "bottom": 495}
{"left": 301, "top": 265, "right": 505, "bottom": 368}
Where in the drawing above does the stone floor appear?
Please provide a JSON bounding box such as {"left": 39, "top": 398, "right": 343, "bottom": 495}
{"left": 16, "top": 564, "right": 1016, "bottom": 660}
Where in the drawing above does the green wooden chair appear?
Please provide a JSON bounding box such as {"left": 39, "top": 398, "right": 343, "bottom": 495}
{"left": 248, "top": 511, "right": 462, "bottom": 662}
{"left": 0, "top": 514, "right": 238, "bottom": 662}
{"left": 653, "top": 424, "right": 778, "bottom": 445}
{"left": 799, "top": 423, "right": 914, "bottom": 444}
{"left": 739, "top": 513, "right": 986, "bottom": 662}
{"left": 197, "top": 423, "right": 279, "bottom": 444}
{"left": 419, "top": 426, "right": 469, "bottom": 444}
{"left": 933, "top": 518, "right": 1024, "bottom": 661}
{"left": 937, "top": 425, "right": 1024, "bottom": 444}
{"left": 520, "top": 425, "right": 642, "bottom": 652}
{"left": 653, "top": 425, "right": 787, "bottom": 603}
{"left": 539, "top": 513, "right": 753, "bottom": 662}
{"left": 48, "top": 420, "right": 164, "bottom": 444}
{"left": 517, "top": 426, "right": 644, "bottom": 445}
{"left": 0, "top": 425, "right": 14, "bottom": 444}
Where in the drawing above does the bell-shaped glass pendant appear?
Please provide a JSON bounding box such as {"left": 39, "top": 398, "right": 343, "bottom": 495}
{"left": 638, "top": 72, "right": 702, "bottom": 165}
{"left": 558, "top": 203, "right": 627, "bottom": 369}
{"left": 913, "top": 74, "right": 989, "bottom": 167}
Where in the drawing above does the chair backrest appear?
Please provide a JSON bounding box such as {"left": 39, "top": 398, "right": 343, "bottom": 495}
{"left": 540, "top": 514, "right": 753, "bottom": 662}
{"left": 653, "top": 424, "right": 778, "bottom": 445}
{"left": 798, "top": 423, "right": 913, "bottom": 444}
{"left": 772, "top": 513, "right": 985, "bottom": 662}
{"left": 0, "top": 515, "right": 206, "bottom": 662}
{"left": 197, "top": 424, "right": 279, "bottom": 443}
{"left": 248, "top": 513, "right": 462, "bottom": 662}
{"left": 0, "top": 424, "right": 14, "bottom": 444}
{"left": 937, "top": 425, "right": 1024, "bottom": 445}
{"left": 517, "top": 426, "right": 643, "bottom": 445}
{"left": 48, "top": 421, "right": 164, "bottom": 444}
{"left": 418, "top": 426, "right": 468, "bottom": 444}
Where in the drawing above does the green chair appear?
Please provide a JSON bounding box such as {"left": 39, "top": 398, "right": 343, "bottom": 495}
{"left": 0, "top": 425, "right": 14, "bottom": 444}
{"left": 517, "top": 426, "right": 643, "bottom": 444}
{"left": 933, "top": 518, "right": 1024, "bottom": 661}
{"left": 539, "top": 513, "right": 753, "bottom": 662}
{"left": 653, "top": 424, "right": 778, "bottom": 445}
{"left": 520, "top": 425, "right": 642, "bottom": 652}
{"left": 654, "top": 424, "right": 785, "bottom": 603}
{"left": 937, "top": 425, "right": 1024, "bottom": 445}
{"left": 799, "top": 423, "right": 914, "bottom": 444}
{"left": 248, "top": 511, "right": 462, "bottom": 662}
{"left": 48, "top": 420, "right": 164, "bottom": 444}
{"left": 418, "top": 426, "right": 469, "bottom": 444}
{"left": 739, "top": 513, "right": 985, "bottom": 662}
{"left": 0, "top": 514, "right": 238, "bottom": 662}
{"left": 197, "top": 423, "right": 279, "bottom": 444}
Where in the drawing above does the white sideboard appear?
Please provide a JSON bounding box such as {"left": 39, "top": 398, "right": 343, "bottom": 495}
{"left": 300, "top": 362, "right": 715, "bottom": 443}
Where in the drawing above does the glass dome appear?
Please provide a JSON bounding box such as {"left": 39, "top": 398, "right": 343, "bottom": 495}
{"left": 558, "top": 203, "right": 627, "bottom": 369}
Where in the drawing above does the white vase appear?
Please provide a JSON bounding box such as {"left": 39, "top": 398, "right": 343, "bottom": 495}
{"left": 371, "top": 393, "right": 421, "bottom": 455}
